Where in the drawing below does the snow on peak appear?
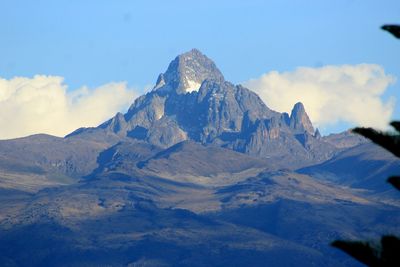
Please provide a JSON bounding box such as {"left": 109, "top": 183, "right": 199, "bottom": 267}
{"left": 184, "top": 79, "right": 202, "bottom": 93}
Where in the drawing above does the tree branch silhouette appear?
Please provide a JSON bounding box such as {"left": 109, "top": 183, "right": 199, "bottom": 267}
{"left": 331, "top": 24, "right": 400, "bottom": 267}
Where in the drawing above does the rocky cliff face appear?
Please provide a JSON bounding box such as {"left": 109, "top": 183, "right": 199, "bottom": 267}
{"left": 289, "top": 102, "right": 314, "bottom": 134}
{"left": 154, "top": 48, "right": 225, "bottom": 94}
{"left": 68, "top": 49, "right": 340, "bottom": 167}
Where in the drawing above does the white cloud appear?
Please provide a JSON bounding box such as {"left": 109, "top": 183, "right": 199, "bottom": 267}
{"left": 0, "top": 75, "right": 139, "bottom": 139}
{"left": 243, "top": 64, "right": 396, "bottom": 131}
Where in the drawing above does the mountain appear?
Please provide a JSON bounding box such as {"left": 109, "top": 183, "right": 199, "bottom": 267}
{"left": 0, "top": 134, "right": 108, "bottom": 193}
{"left": 0, "top": 49, "right": 398, "bottom": 267}
{"left": 299, "top": 142, "right": 400, "bottom": 197}
{"left": 68, "top": 49, "right": 347, "bottom": 169}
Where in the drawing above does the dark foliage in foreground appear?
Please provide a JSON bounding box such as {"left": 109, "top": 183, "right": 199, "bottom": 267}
{"left": 332, "top": 236, "right": 400, "bottom": 267}
{"left": 332, "top": 120, "right": 400, "bottom": 266}
{"left": 332, "top": 24, "right": 400, "bottom": 267}
{"left": 381, "top": 25, "right": 400, "bottom": 39}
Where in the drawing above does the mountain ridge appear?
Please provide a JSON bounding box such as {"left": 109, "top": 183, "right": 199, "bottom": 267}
{"left": 67, "top": 49, "right": 352, "bottom": 168}
{"left": 1, "top": 49, "right": 397, "bottom": 267}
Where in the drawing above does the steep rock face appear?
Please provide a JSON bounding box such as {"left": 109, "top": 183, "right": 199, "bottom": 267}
{"left": 155, "top": 48, "right": 225, "bottom": 94}
{"left": 68, "top": 49, "right": 339, "bottom": 166}
{"left": 193, "top": 81, "right": 279, "bottom": 143}
{"left": 289, "top": 102, "right": 314, "bottom": 135}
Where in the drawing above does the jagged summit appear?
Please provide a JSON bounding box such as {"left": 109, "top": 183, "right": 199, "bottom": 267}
{"left": 290, "top": 102, "right": 315, "bottom": 135}
{"left": 67, "top": 49, "right": 339, "bottom": 167}
{"left": 153, "top": 48, "right": 224, "bottom": 94}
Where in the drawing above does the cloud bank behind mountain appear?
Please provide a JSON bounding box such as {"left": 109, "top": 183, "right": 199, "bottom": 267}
{"left": 0, "top": 75, "right": 138, "bottom": 139}
{"left": 243, "top": 64, "right": 396, "bottom": 132}
{"left": 0, "top": 63, "right": 396, "bottom": 139}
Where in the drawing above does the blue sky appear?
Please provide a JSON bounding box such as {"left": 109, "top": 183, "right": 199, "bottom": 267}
{"left": 0, "top": 0, "right": 399, "bottom": 137}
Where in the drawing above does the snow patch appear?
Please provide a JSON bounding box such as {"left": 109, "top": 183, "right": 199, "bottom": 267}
{"left": 155, "top": 108, "right": 164, "bottom": 120}
{"left": 185, "top": 79, "right": 201, "bottom": 93}
{"left": 153, "top": 81, "right": 165, "bottom": 90}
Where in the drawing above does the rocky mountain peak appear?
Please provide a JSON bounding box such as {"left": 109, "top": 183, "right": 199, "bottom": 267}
{"left": 153, "top": 48, "right": 225, "bottom": 94}
{"left": 68, "top": 50, "right": 338, "bottom": 167}
{"left": 314, "top": 128, "right": 322, "bottom": 139}
{"left": 289, "top": 102, "right": 315, "bottom": 135}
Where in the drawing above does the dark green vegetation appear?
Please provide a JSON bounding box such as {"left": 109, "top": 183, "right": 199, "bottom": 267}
{"left": 0, "top": 50, "right": 399, "bottom": 266}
